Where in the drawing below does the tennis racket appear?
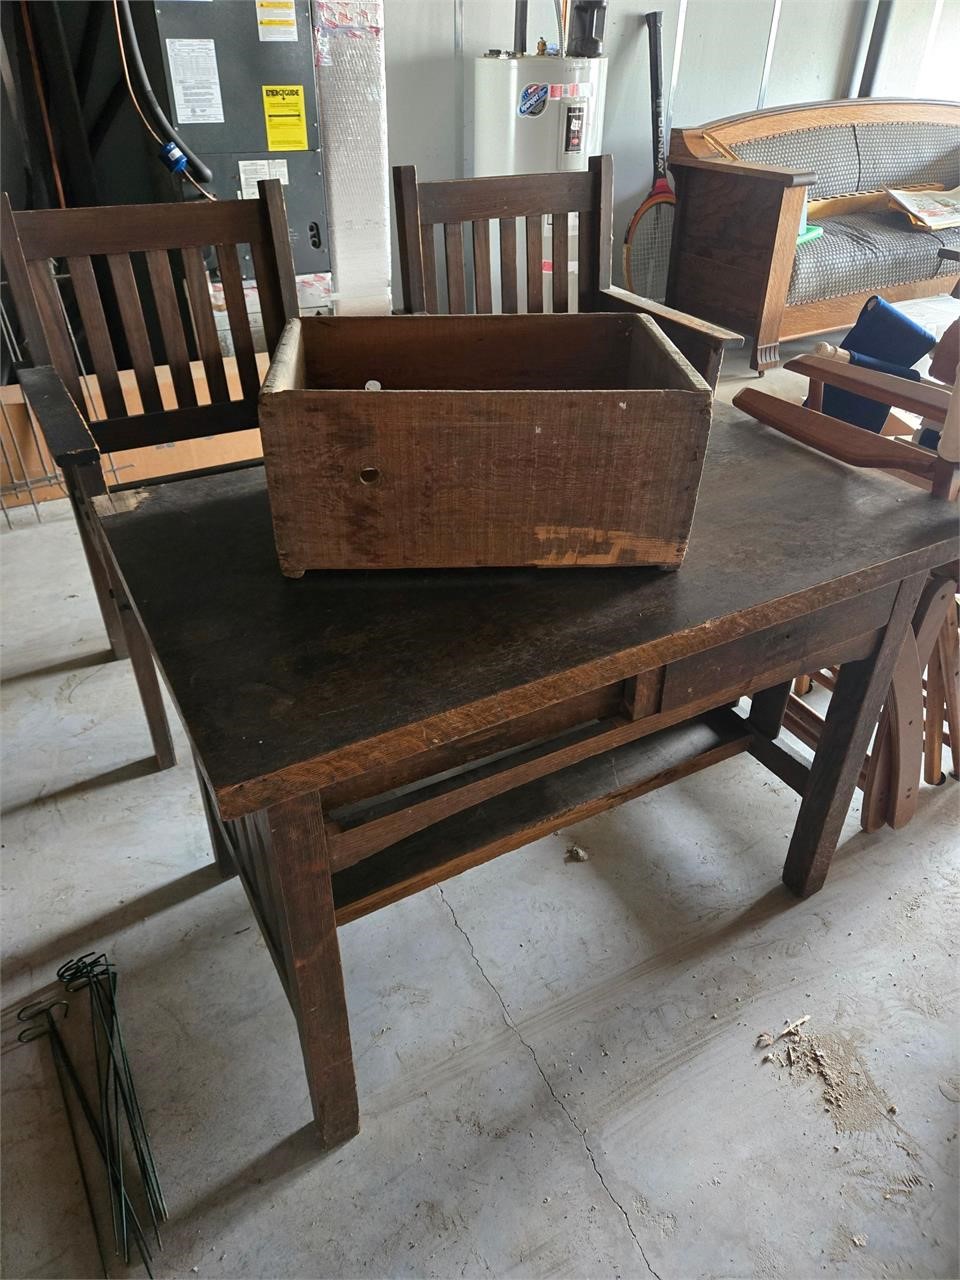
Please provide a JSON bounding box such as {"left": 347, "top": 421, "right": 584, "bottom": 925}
{"left": 623, "top": 11, "right": 675, "bottom": 302}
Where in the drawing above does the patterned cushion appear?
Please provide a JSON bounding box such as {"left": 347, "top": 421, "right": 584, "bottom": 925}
{"left": 855, "top": 122, "right": 960, "bottom": 192}
{"left": 787, "top": 211, "right": 960, "bottom": 306}
{"left": 730, "top": 120, "right": 960, "bottom": 200}
{"left": 731, "top": 125, "right": 858, "bottom": 199}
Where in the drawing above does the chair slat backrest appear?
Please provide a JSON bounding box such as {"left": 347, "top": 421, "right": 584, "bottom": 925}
{"left": 499, "top": 217, "right": 519, "bottom": 313}
{"left": 1, "top": 181, "right": 297, "bottom": 452}
{"left": 69, "top": 253, "right": 128, "bottom": 417}
{"left": 107, "top": 252, "right": 164, "bottom": 414}
{"left": 144, "top": 248, "right": 197, "bottom": 409}
{"left": 393, "top": 156, "right": 613, "bottom": 319}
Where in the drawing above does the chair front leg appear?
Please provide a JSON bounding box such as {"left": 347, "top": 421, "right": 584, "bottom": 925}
{"left": 71, "top": 464, "right": 177, "bottom": 770}
{"left": 63, "top": 462, "right": 128, "bottom": 659}
{"left": 105, "top": 558, "right": 176, "bottom": 771}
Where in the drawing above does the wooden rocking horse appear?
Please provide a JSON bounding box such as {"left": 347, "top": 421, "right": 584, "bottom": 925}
{"left": 733, "top": 345, "right": 960, "bottom": 833}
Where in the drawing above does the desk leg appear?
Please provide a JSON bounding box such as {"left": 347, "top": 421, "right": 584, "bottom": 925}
{"left": 195, "top": 757, "right": 237, "bottom": 879}
{"left": 782, "top": 574, "right": 926, "bottom": 898}
{"left": 749, "top": 681, "right": 792, "bottom": 738}
{"left": 266, "top": 792, "right": 359, "bottom": 1148}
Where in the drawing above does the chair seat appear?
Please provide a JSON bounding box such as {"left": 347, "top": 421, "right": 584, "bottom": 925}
{"left": 788, "top": 211, "right": 960, "bottom": 307}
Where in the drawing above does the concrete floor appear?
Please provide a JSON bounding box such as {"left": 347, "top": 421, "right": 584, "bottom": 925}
{"left": 2, "top": 336, "right": 959, "bottom": 1280}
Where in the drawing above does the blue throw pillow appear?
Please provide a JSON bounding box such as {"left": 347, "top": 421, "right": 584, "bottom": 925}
{"left": 818, "top": 296, "right": 936, "bottom": 433}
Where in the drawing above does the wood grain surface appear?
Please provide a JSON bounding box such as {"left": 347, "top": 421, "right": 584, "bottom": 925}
{"left": 96, "top": 402, "right": 958, "bottom": 818}
{"left": 670, "top": 99, "right": 960, "bottom": 158}
{"left": 390, "top": 157, "right": 734, "bottom": 388}
{"left": 780, "top": 277, "right": 960, "bottom": 342}
{"left": 782, "top": 573, "right": 927, "bottom": 896}
{"left": 259, "top": 314, "right": 712, "bottom": 573}
{"left": 666, "top": 167, "right": 802, "bottom": 342}
{"left": 331, "top": 711, "right": 750, "bottom": 924}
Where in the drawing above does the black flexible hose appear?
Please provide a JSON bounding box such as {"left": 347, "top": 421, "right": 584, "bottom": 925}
{"left": 116, "top": 0, "right": 213, "bottom": 184}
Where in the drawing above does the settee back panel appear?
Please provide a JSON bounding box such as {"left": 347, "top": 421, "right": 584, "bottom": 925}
{"left": 855, "top": 121, "right": 959, "bottom": 192}
{"left": 731, "top": 120, "right": 959, "bottom": 199}
{"left": 674, "top": 99, "right": 959, "bottom": 146}
{"left": 672, "top": 101, "right": 960, "bottom": 188}
{"left": 731, "top": 127, "right": 859, "bottom": 198}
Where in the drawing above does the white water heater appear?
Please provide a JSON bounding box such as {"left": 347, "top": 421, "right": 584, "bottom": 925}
{"left": 471, "top": 53, "right": 608, "bottom": 177}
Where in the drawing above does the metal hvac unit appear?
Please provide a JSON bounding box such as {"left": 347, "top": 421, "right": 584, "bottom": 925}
{"left": 133, "top": 0, "right": 330, "bottom": 278}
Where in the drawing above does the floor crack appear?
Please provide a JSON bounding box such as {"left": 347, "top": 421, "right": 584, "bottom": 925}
{"left": 437, "top": 886, "right": 663, "bottom": 1280}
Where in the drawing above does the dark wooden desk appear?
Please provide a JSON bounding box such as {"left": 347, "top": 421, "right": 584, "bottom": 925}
{"left": 95, "top": 402, "right": 957, "bottom": 1147}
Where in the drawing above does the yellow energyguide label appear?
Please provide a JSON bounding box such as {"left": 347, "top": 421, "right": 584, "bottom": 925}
{"left": 261, "top": 85, "right": 308, "bottom": 152}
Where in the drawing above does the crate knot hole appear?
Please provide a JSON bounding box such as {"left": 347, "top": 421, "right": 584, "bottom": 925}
{"left": 359, "top": 466, "right": 381, "bottom": 486}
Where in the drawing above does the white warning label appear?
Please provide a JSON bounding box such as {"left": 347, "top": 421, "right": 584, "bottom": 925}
{"left": 256, "top": 0, "right": 298, "bottom": 42}
{"left": 166, "top": 38, "right": 224, "bottom": 124}
{"left": 238, "top": 158, "right": 290, "bottom": 200}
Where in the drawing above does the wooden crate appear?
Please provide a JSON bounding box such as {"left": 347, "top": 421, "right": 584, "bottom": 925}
{"left": 258, "top": 313, "right": 713, "bottom": 575}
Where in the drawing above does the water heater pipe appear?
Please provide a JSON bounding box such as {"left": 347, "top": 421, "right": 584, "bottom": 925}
{"left": 513, "top": 0, "right": 527, "bottom": 54}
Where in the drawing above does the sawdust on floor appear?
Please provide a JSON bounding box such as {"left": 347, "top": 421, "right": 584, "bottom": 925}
{"left": 756, "top": 1018, "right": 894, "bottom": 1133}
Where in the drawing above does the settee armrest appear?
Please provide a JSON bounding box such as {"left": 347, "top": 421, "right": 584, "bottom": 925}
{"left": 598, "top": 285, "right": 742, "bottom": 390}
{"left": 668, "top": 154, "right": 816, "bottom": 188}
{"left": 665, "top": 152, "right": 813, "bottom": 371}
{"left": 18, "top": 365, "right": 99, "bottom": 466}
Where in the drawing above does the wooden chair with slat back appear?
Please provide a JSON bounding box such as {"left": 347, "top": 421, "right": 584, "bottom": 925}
{"left": 733, "top": 360, "right": 960, "bottom": 834}
{"left": 1, "top": 179, "right": 298, "bottom": 770}
{"left": 393, "top": 155, "right": 743, "bottom": 390}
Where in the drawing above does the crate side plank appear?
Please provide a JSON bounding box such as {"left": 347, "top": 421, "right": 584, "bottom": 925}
{"left": 261, "top": 388, "right": 711, "bottom": 572}
{"left": 299, "top": 313, "right": 644, "bottom": 392}
{"left": 629, "top": 315, "right": 711, "bottom": 392}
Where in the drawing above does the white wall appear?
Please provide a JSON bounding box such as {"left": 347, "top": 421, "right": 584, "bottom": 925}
{"left": 871, "top": 0, "right": 960, "bottom": 97}
{"left": 384, "top": 0, "right": 960, "bottom": 301}
{"left": 765, "top": 1, "right": 868, "bottom": 102}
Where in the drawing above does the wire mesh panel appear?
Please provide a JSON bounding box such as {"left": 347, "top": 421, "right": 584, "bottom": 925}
{"left": 1, "top": 299, "right": 64, "bottom": 523}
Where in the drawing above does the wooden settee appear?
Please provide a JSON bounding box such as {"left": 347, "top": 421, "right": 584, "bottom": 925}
{"left": 665, "top": 99, "right": 960, "bottom": 371}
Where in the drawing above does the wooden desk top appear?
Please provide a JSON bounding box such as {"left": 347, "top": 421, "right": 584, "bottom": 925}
{"left": 97, "top": 403, "right": 957, "bottom": 816}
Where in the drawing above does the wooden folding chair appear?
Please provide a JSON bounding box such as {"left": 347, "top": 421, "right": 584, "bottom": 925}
{"left": 393, "top": 155, "right": 742, "bottom": 390}
{"left": 733, "top": 355, "right": 960, "bottom": 830}
{"left": 2, "top": 180, "right": 298, "bottom": 767}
